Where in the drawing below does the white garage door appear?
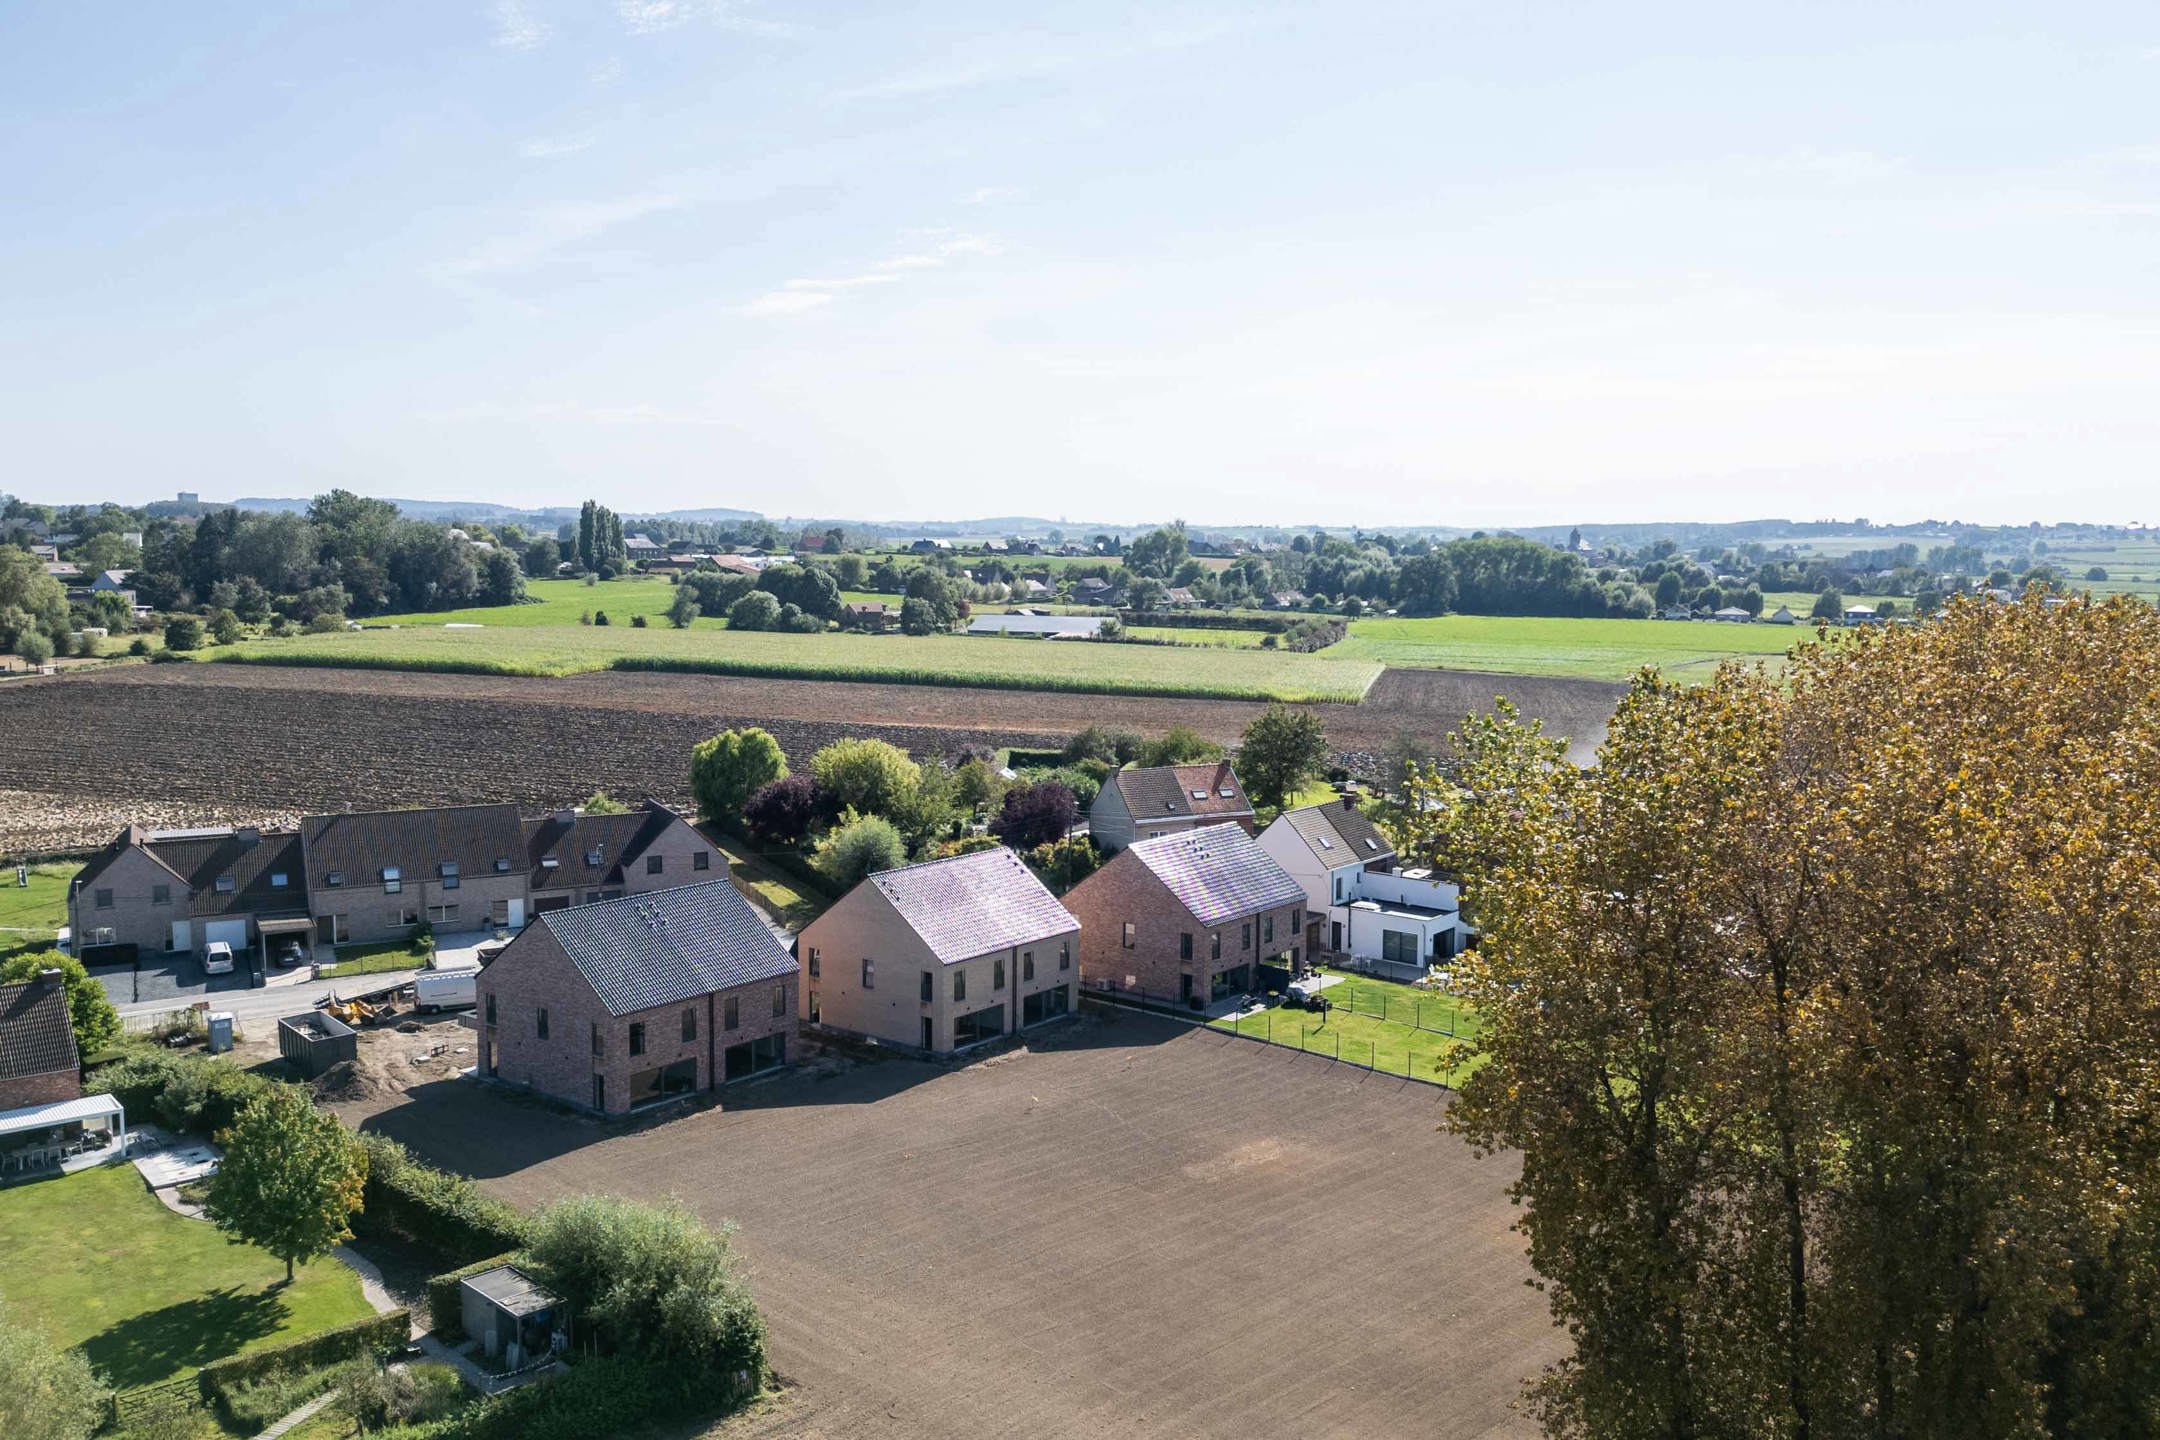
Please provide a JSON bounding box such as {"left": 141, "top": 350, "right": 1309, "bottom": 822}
{"left": 204, "top": 919, "right": 250, "bottom": 950}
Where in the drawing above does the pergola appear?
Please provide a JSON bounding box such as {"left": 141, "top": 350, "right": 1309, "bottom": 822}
{"left": 0, "top": 1093, "right": 128, "bottom": 1174}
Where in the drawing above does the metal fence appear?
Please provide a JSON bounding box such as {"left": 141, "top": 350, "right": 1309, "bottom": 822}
{"left": 1078, "top": 979, "right": 1470, "bottom": 1090}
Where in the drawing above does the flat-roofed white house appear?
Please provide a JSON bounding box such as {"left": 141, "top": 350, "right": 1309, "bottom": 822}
{"left": 796, "top": 847, "right": 1080, "bottom": 1054}
{"left": 1256, "top": 799, "right": 1469, "bottom": 977}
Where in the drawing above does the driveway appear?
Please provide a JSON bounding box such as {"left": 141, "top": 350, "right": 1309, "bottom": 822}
{"left": 332, "top": 1011, "right": 1561, "bottom": 1439}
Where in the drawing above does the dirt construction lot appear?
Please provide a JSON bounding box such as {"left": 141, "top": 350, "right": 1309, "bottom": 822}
{"left": 0, "top": 663, "right": 1619, "bottom": 852}
{"left": 332, "top": 1010, "right": 1561, "bottom": 1440}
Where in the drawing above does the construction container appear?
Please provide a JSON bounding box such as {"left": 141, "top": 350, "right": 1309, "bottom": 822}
{"left": 276, "top": 1010, "right": 358, "bottom": 1078}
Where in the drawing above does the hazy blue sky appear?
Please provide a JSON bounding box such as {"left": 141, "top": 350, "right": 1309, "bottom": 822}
{"left": 3, "top": 2, "right": 2155, "bottom": 526}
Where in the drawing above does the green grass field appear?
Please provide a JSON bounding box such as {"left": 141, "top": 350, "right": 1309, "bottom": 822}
{"left": 211, "top": 624, "right": 1382, "bottom": 702}
{"left": 1334, "top": 614, "right": 1810, "bottom": 681}
{"left": 373, "top": 576, "right": 680, "bottom": 627}
{"left": 0, "top": 1164, "right": 376, "bottom": 1389}
{"left": 1122, "top": 625, "right": 1273, "bottom": 649}
{"left": 0, "top": 862, "right": 78, "bottom": 943}
{"left": 1210, "top": 969, "right": 1482, "bottom": 1086}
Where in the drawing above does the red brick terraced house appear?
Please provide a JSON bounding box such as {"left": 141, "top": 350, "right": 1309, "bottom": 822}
{"left": 1061, "top": 822, "right": 1306, "bottom": 1009}
{"left": 476, "top": 880, "right": 796, "bottom": 1116}
{"left": 796, "top": 846, "right": 1080, "bottom": 1054}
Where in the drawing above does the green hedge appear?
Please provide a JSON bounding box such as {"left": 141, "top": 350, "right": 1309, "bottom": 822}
{"left": 87, "top": 1047, "right": 285, "bottom": 1135}
{"left": 426, "top": 1252, "right": 522, "bottom": 1340}
{"left": 356, "top": 1134, "right": 530, "bottom": 1267}
{"left": 387, "top": 1355, "right": 747, "bottom": 1440}
{"left": 196, "top": 1308, "right": 411, "bottom": 1404}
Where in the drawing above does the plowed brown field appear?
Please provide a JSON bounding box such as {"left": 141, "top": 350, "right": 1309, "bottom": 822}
{"left": 0, "top": 663, "right": 1619, "bottom": 852}
{"left": 333, "top": 1010, "right": 1562, "bottom": 1440}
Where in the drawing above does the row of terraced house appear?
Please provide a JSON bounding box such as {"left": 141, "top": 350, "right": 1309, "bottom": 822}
{"left": 72, "top": 769, "right": 1469, "bottom": 1117}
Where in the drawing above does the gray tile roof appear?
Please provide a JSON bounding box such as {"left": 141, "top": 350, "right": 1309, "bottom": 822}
{"left": 302, "top": 805, "right": 525, "bottom": 890}
{"left": 77, "top": 828, "right": 309, "bottom": 919}
{"left": 1126, "top": 823, "right": 1305, "bottom": 927}
{"left": 1278, "top": 800, "right": 1394, "bottom": 867}
{"left": 522, "top": 803, "right": 680, "bottom": 889}
{"left": 867, "top": 847, "right": 1078, "bottom": 966}
{"left": 1110, "top": 762, "right": 1251, "bottom": 822}
{"left": 539, "top": 880, "right": 794, "bottom": 1017}
{"left": 0, "top": 978, "right": 78, "bottom": 1082}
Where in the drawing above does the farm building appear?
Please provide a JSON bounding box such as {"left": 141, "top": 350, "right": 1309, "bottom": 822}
{"left": 1087, "top": 761, "right": 1254, "bottom": 854}
{"left": 966, "top": 614, "right": 1106, "bottom": 639}
{"left": 476, "top": 880, "right": 796, "bottom": 1115}
{"left": 1062, "top": 823, "right": 1305, "bottom": 1008}
{"left": 796, "top": 847, "right": 1079, "bottom": 1054}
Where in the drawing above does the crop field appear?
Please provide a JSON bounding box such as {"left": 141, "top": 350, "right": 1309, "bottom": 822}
{"left": 330, "top": 1010, "right": 1560, "bottom": 1439}
{"left": 210, "top": 624, "right": 1384, "bottom": 701}
{"left": 1335, "top": 613, "right": 1810, "bottom": 680}
{"left": 0, "top": 664, "right": 1623, "bottom": 852}
{"left": 1122, "top": 624, "right": 1272, "bottom": 648}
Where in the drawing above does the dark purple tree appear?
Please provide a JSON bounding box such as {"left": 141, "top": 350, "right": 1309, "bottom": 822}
{"left": 990, "top": 781, "right": 1078, "bottom": 851}
{"left": 743, "top": 774, "right": 828, "bottom": 848}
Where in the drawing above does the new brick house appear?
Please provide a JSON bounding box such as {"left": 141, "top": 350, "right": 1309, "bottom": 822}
{"left": 1061, "top": 823, "right": 1306, "bottom": 1008}
{"left": 1086, "top": 761, "right": 1255, "bottom": 854}
{"left": 71, "top": 801, "right": 719, "bottom": 960}
{"left": 476, "top": 880, "right": 796, "bottom": 1115}
{"left": 796, "top": 847, "right": 1079, "bottom": 1054}
{"left": 0, "top": 971, "right": 80, "bottom": 1110}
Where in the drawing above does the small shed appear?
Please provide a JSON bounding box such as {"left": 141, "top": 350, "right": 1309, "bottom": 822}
{"left": 460, "top": 1264, "right": 567, "bottom": 1369}
{"left": 277, "top": 1010, "right": 358, "bottom": 1079}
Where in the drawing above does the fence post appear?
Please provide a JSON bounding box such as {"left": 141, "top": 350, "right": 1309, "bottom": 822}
{"left": 1335, "top": 1030, "right": 1341, "bottom": 1062}
{"left": 1368, "top": 1040, "right": 1374, "bottom": 1070}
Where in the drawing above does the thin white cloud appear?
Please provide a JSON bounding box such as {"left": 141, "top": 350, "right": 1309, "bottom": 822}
{"left": 1761, "top": 148, "right": 1908, "bottom": 185}
{"left": 742, "top": 232, "right": 998, "bottom": 318}
{"left": 519, "top": 133, "right": 596, "bottom": 160}
{"left": 743, "top": 291, "right": 836, "bottom": 317}
{"left": 616, "top": 0, "right": 790, "bottom": 38}
{"left": 590, "top": 56, "right": 625, "bottom": 85}
{"left": 832, "top": 16, "right": 1267, "bottom": 103}
{"left": 964, "top": 186, "right": 1025, "bottom": 206}
{"left": 438, "top": 191, "right": 684, "bottom": 282}
{"left": 490, "top": 0, "right": 551, "bottom": 51}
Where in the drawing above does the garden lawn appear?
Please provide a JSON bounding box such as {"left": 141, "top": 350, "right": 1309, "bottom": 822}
{"left": 208, "top": 624, "right": 1382, "bottom": 702}
{"left": 326, "top": 939, "right": 431, "bottom": 976}
{"left": 0, "top": 861, "right": 77, "bottom": 942}
{"left": 370, "top": 575, "right": 680, "bottom": 627}
{"left": 1336, "top": 614, "right": 1812, "bottom": 681}
{"left": 710, "top": 836, "right": 830, "bottom": 931}
{"left": 1211, "top": 970, "right": 1482, "bottom": 1087}
{"left": 0, "top": 1164, "right": 376, "bottom": 1390}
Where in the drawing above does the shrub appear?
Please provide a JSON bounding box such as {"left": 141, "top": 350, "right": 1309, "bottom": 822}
{"left": 524, "top": 1195, "right": 766, "bottom": 1375}
{"left": 728, "top": 590, "right": 782, "bottom": 631}
{"left": 593, "top": 610, "right": 609, "bottom": 626}
{"left": 809, "top": 737, "right": 920, "bottom": 818}
{"left": 396, "top": 1355, "right": 726, "bottom": 1440}
{"left": 990, "top": 781, "right": 1078, "bottom": 850}
{"left": 163, "top": 616, "right": 203, "bottom": 652}
{"left": 742, "top": 774, "right": 824, "bottom": 848}
{"left": 630, "top": 614, "right": 647, "bottom": 628}
{"left": 355, "top": 1134, "right": 530, "bottom": 1266}
{"left": 1027, "top": 835, "right": 1101, "bottom": 892}
{"left": 304, "top": 612, "right": 347, "bottom": 634}
{"left": 1064, "top": 725, "right": 1144, "bottom": 766}
{"left": 129, "top": 636, "right": 151, "bottom": 656}
{"left": 811, "top": 812, "right": 905, "bottom": 890}
{"left": 87, "top": 1048, "right": 281, "bottom": 1135}
{"left": 15, "top": 629, "right": 54, "bottom": 666}
{"left": 196, "top": 1309, "right": 411, "bottom": 1405}
{"left": 1137, "top": 725, "right": 1222, "bottom": 767}
{"left": 689, "top": 727, "right": 789, "bottom": 828}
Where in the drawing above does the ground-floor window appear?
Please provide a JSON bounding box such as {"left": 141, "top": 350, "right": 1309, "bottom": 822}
{"left": 427, "top": 903, "right": 458, "bottom": 926}
{"left": 533, "top": 895, "right": 570, "bottom": 913}
{"left": 1380, "top": 929, "right": 1420, "bottom": 965}
{"left": 807, "top": 990, "right": 819, "bottom": 1024}
{"left": 627, "top": 1057, "right": 698, "bottom": 1108}
{"left": 1022, "top": 986, "right": 1071, "bottom": 1026}
{"left": 723, "top": 1033, "right": 786, "bottom": 1081}
{"left": 1210, "top": 965, "right": 1252, "bottom": 1001}
{"left": 953, "top": 1005, "right": 1005, "bottom": 1048}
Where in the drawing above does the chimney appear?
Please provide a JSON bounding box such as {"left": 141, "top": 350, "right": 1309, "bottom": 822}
{"left": 236, "top": 826, "right": 261, "bottom": 848}
{"left": 35, "top": 966, "right": 64, "bottom": 990}
{"left": 554, "top": 808, "right": 576, "bottom": 827}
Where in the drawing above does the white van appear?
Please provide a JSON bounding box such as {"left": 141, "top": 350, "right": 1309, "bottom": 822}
{"left": 414, "top": 969, "right": 477, "bottom": 1013}
{"left": 202, "top": 941, "right": 236, "bottom": 976}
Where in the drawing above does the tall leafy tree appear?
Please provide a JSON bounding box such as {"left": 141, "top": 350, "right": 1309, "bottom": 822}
{"left": 1236, "top": 704, "right": 1329, "bottom": 809}
{"left": 689, "top": 727, "right": 788, "bottom": 826}
{"left": 204, "top": 1086, "right": 366, "bottom": 1282}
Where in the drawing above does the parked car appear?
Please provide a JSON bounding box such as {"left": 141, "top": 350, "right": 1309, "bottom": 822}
{"left": 201, "top": 941, "right": 235, "bottom": 976}
{"left": 274, "top": 938, "right": 308, "bottom": 968}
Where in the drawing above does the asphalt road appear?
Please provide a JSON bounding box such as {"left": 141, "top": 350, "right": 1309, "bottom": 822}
{"left": 107, "top": 964, "right": 426, "bottom": 1027}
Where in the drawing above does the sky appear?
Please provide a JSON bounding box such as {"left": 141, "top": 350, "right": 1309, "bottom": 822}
{"left": 2, "top": 2, "right": 2156, "bottom": 529}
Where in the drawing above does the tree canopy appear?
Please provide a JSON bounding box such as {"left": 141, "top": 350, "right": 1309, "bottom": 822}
{"left": 1236, "top": 704, "right": 1329, "bottom": 810}
{"left": 0, "top": 951, "right": 120, "bottom": 1058}
{"left": 204, "top": 1086, "right": 366, "bottom": 1282}
{"left": 689, "top": 728, "right": 788, "bottom": 826}
{"left": 1404, "top": 594, "right": 2160, "bottom": 1439}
